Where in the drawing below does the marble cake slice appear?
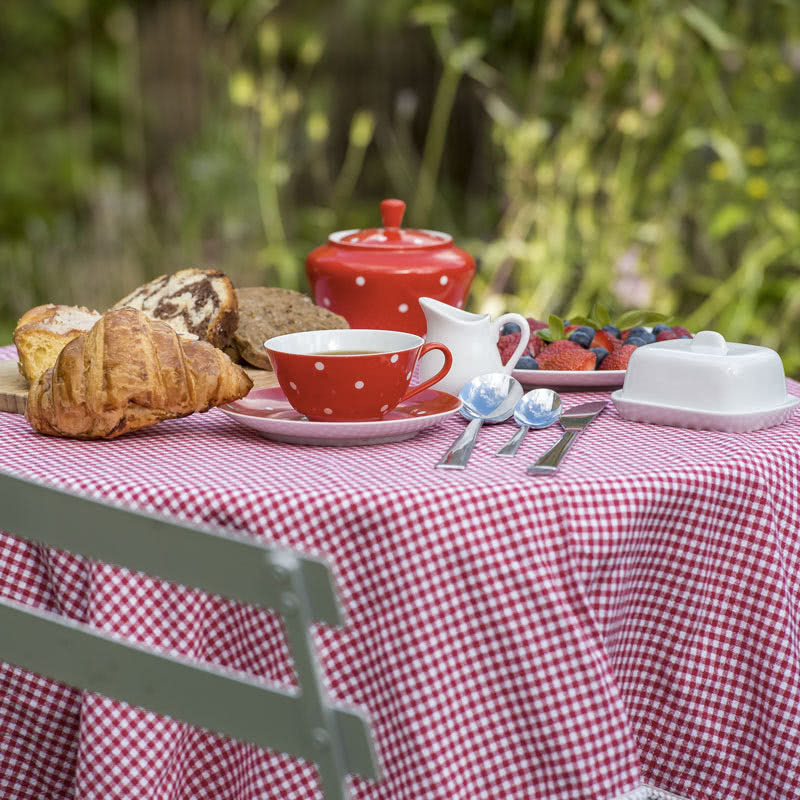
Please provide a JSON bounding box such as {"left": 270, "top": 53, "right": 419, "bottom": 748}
{"left": 112, "top": 268, "right": 238, "bottom": 349}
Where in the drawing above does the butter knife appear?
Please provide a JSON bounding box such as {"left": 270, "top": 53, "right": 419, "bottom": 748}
{"left": 527, "top": 400, "right": 606, "bottom": 476}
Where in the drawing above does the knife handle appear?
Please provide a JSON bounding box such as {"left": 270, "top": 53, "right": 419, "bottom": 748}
{"left": 437, "top": 418, "right": 483, "bottom": 469}
{"left": 527, "top": 429, "right": 579, "bottom": 475}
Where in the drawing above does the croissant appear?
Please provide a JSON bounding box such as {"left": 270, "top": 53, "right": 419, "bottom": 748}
{"left": 26, "top": 307, "right": 254, "bottom": 439}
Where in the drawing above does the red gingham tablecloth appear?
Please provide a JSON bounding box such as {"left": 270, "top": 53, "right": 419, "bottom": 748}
{"left": 1, "top": 343, "right": 800, "bottom": 800}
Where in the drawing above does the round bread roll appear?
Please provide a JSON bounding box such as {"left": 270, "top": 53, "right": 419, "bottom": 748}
{"left": 233, "top": 287, "right": 349, "bottom": 369}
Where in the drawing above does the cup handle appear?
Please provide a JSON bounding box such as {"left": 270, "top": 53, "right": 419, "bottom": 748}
{"left": 492, "top": 313, "right": 530, "bottom": 372}
{"left": 401, "top": 343, "right": 453, "bottom": 401}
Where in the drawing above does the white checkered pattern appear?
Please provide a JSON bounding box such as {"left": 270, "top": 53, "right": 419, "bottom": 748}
{"left": 1, "top": 345, "right": 799, "bottom": 799}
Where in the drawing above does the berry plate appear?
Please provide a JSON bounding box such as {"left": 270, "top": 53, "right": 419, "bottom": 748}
{"left": 512, "top": 368, "right": 626, "bottom": 390}
{"left": 221, "top": 386, "right": 461, "bottom": 446}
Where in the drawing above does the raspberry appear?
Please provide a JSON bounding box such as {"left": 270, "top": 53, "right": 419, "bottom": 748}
{"left": 497, "top": 332, "right": 521, "bottom": 365}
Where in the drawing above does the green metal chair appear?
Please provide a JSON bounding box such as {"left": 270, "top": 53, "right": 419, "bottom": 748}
{"left": 0, "top": 471, "right": 378, "bottom": 800}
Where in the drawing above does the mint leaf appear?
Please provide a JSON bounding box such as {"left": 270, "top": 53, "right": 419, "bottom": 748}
{"left": 536, "top": 327, "right": 557, "bottom": 342}
{"left": 547, "top": 314, "right": 565, "bottom": 339}
{"left": 593, "top": 303, "right": 611, "bottom": 327}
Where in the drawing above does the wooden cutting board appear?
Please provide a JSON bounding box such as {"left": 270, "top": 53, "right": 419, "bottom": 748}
{"left": 0, "top": 359, "right": 278, "bottom": 415}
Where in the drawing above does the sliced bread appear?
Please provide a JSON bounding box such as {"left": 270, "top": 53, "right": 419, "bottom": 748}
{"left": 233, "top": 287, "right": 349, "bottom": 369}
{"left": 112, "top": 268, "right": 238, "bottom": 348}
{"left": 14, "top": 304, "right": 103, "bottom": 384}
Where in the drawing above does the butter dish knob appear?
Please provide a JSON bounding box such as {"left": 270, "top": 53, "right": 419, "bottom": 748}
{"left": 690, "top": 330, "right": 728, "bottom": 355}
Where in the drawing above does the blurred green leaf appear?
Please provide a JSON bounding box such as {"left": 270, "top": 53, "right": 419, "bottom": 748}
{"left": 680, "top": 5, "right": 739, "bottom": 51}
{"left": 709, "top": 204, "right": 750, "bottom": 238}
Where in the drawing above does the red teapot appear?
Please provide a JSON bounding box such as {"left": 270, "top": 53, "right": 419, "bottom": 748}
{"left": 305, "top": 199, "right": 475, "bottom": 337}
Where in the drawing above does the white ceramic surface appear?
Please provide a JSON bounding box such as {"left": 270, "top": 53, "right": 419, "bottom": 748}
{"left": 512, "top": 367, "right": 626, "bottom": 389}
{"left": 619, "top": 330, "right": 789, "bottom": 414}
{"left": 418, "top": 297, "right": 529, "bottom": 395}
{"left": 221, "top": 386, "right": 461, "bottom": 446}
{"left": 611, "top": 391, "right": 800, "bottom": 433}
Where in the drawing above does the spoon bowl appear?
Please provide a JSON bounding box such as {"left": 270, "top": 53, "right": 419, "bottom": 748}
{"left": 459, "top": 372, "right": 525, "bottom": 423}
{"left": 514, "top": 388, "right": 562, "bottom": 428}
{"left": 437, "top": 373, "right": 524, "bottom": 469}
{"left": 496, "top": 388, "right": 562, "bottom": 457}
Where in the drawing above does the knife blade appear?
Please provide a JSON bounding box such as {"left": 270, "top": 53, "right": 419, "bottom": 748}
{"left": 527, "top": 400, "right": 606, "bottom": 475}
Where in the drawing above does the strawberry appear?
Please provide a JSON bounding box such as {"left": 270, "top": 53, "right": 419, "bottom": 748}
{"left": 497, "top": 333, "right": 521, "bottom": 365}
{"left": 528, "top": 334, "right": 546, "bottom": 357}
{"left": 590, "top": 329, "right": 617, "bottom": 351}
{"left": 671, "top": 325, "right": 693, "bottom": 338}
{"left": 655, "top": 329, "right": 680, "bottom": 342}
{"left": 599, "top": 343, "right": 636, "bottom": 370}
{"left": 537, "top": 343, "right": 596, "bottom": 371}
{"left": 538, "top": 339, "right": 582, "bottom": 356}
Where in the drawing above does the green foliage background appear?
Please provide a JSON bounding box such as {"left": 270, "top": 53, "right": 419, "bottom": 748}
{"left": 1, "top": 0, "right": 799, "bottom": 375}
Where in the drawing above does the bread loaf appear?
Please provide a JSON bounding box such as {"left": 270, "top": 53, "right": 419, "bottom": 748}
{"left": 112, "top": 268, "right": 239, "bottom": 348}
{"left": 233, "top": 287, "right": 349, "bottom": 369}
{"left": 14, "top": 304, "right": 102, "bottom": 384}
{"left": 26, "top": 307, "right": 253, "bottom": 439}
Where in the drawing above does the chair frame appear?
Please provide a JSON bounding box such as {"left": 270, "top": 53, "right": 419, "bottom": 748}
{"left": 0, "top": 471, "right": 378, "bottom": 800}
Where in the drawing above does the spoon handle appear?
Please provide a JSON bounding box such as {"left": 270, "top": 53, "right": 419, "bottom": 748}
{"left": 436, "top": 418, "right": 484, "bottom": 469}
{"left": 495, "top": 424, "right": 529, "bottom": 457}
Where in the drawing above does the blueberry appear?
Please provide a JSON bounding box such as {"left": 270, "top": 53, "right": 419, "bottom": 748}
{"left": 515, "top": 355, "right": 539, "bottom": 370}
{"left": 652, "top": 324, "right": 671, "bottom": 335}
{"left": 501, "top": 322, "right": 521, "bottom": 335}
{"left": 568, "top": 330, "right": 593, "bottom": 348}
{"left": 602, "top": 324, "right": 621, "bottom": 338}
{"left": 577, "top": 325, "right": 595, "bottom": 337}
{"left": 625, "top": 335, "right": 648, "bottom": 347}
{"left": 590, "top": 346, "right": 609, "bottom": 366}
{"left": 626, "top": 326, "right": 649, "bottom": 339}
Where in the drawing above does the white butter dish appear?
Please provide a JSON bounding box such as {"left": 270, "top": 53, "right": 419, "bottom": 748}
{"left": 611, "top": 330, "right": 800, "bottom": 432}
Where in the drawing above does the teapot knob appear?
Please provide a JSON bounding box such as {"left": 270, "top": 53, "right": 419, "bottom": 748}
{"left": 380, "top": 198, "right": 406, "bottom": 228}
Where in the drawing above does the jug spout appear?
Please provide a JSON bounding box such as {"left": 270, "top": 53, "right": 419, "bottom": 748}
{"left": 419, "top": 296, "right": 486, "bottom": 325}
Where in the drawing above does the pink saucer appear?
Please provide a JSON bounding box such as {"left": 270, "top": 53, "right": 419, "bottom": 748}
{"left": 221, "top": 387, "right": 461, "bottom": 446}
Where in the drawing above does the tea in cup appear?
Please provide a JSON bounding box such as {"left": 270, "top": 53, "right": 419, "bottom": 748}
{"left": 264, "top": 329, "right": 452, "bottom": 421}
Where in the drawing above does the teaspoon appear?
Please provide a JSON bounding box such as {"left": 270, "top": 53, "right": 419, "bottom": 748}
{"left": 495, "top": 388, "right": 562, "bottom": 457}
{"left": 437, "top": 373, "right": 524, "bottom": 469}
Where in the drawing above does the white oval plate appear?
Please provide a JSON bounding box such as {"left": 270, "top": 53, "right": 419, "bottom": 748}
{"left": 611, "top": 391, "right": 800, "bottom": 432}
{"left": 512, "top": 368, "right": 626, "bottom": 389}
{"left": 221, "top": 386, "right": 462, "bottom": 446}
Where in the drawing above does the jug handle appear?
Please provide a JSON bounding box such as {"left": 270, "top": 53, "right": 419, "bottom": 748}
{"left": 401, "top": 343, "right": 453, "bottom": 402}
{"left": 492, "top": 314, "right": 531, "bottom": 372}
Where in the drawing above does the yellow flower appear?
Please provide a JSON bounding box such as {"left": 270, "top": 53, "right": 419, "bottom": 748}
{"left": 258, "top": 23, "right": 280, "bottom": 57}
{"left": 229, "top": 71, "right": 255, "bottom": 107}
{"left": 745, "top": 146, "right": 767, "bottom": 166}
{"left": 745, "top": 177, "right": 769, "bottom": 198}
{"left": 773, "top": 64, "right": 793, "bottom": 83}
{"left": 708, "top": 160, "right": 730, "bottom": 181}
{"left": 299, "top": 35, "right": 323, "bottom": 66}
{"left": 617, "top": 109, "right": 642, "bottom": 136}
{"left": 349, "top": 110, "right": 375, "bottom": 148}
{"left": 306, "top": 111, "right": 329, "bottom": 143}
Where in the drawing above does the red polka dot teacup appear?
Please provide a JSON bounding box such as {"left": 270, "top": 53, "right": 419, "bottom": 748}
{"left": 264, "top": 329, "right": 453, "bottom": 421}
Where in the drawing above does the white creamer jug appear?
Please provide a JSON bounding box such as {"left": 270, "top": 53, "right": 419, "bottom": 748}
{"left": 417, "top": 297, "right": 530, "bottom": 395}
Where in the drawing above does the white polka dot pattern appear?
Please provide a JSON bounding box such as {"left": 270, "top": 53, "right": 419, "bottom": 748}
{"left": 1, "top": 344, "right": 800, "bottom": 800}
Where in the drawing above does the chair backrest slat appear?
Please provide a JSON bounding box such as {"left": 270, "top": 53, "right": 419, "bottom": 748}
{"left": 0, "top": 473, "right": 340, "bottom": 625}
{"left": 0, "top": 471, "right": 379, "bottom": 797}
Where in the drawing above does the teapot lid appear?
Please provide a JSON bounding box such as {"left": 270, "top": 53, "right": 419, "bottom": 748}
{"left": 329, "top": 199, "right": 452, "bottom": 249}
